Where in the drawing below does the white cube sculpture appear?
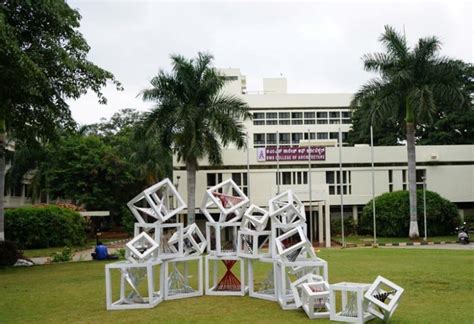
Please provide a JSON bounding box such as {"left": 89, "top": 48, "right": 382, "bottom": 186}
{"left": 275, "top": 226, "right": 316, "bottom": 263}
{"left": 127, "top": 178, "right": 186, "bottom": 224}
{"left": 158, "top": 223, "right": 184, "bottom": 260}
{"left": 330, "top": 282, "right": 375, "bottom": 324}
{"left": 241, "top": 204, "right": 269, "bottom": 232}
{"left": 205, "top": 254, "right": 247, "bottom": 296}
{"left": 169, "top": 223, "right": 206, "bottom": 256}
{"left": 289, "top": 273, "right": 324, "bottom": 308}
{"left": 134, "top": 223, "right": 160, "bottom": 242}
{"left": 200, "top": 179, "right": 250, "bottom": 223}
{"left": 206, "top": 222, "right": 240, "bottom": 256}
{"left": 288, "top": 257, "right": 328, "bottom": 282}
{"left": 237, "top": 229, "right": 271, "bottom": 259}
{"left": 247, "top": 258, "right": 277, "bottom": 301}
{"left": 364, "top": 276, "right": 404, "bottom": 322}
{"left": 269, "top": 190, "right": 306, "bottom": 226}
{"left": 270, "top": 223, "right": 307, "bottom": 258}
{"left": 105, "top": 259, "right": 163, "bottom": 310}
{"left": 163, "top": 255, "right": 203, "bottom": 300}
{"left": 301, "top": 281, "right": 331, "bottom": 319}
{"left": 125, "top": 232, "right": 159, "bottom": 263}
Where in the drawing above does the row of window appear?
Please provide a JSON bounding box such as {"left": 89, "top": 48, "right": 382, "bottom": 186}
{"left": 253, "top": 111, "right": 352, "bottom": 126}
{"left": 254, "top": 132, "right": 348, "bottom": 147}
{"left": 276, "top": 171, "right": 308, "bottom": 186}
{"left": 207, "top": 172, "right": 248, "bottom": 195}
{"left": 389, "top": 169, "right": 426, "bottom": 192}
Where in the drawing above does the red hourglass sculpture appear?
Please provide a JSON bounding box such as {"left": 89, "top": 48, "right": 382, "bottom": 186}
{"left": 215, "top": 260, "right": 241, "bottom": 291}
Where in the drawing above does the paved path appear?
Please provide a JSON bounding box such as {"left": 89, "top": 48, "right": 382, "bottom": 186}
{"left": 381, "top": 243, "right": 474, "bottom": 250}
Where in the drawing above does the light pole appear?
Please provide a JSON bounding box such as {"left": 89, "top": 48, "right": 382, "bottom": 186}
{"left": 422, "top": 175, "right": 427, "bottom": 241}
{"left": 276, "top": 130, "right": 280, "bottom": 194}
{"left": 246, "top": 131, "right": 250, "bottom": 198}
{"left": 370, "top": 125, "right": 377, "bottom": 245}
{"left": 307, "top": 129, "right": 313, "bottom": 245}
{"left": 338, "top": 119, "right": 345, "bottom": 248}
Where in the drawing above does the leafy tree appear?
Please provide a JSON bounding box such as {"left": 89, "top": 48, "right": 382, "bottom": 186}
{"left": 348, "top": 61, "right": 473, "bottom": 145}
{"left": 351, "top": 26, "right": 465, "bottom": 238}
{"left": 0, "top": 1, "right": 120, "bottom": 240}
{"left": 141, "top": 52, "right": 251, "bottom": 224}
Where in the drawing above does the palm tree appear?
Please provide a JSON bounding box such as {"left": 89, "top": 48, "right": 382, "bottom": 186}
{"left": 351, "top": 26, "right": 464, "bottom": 238}
{"left": 141, "top": 52, "right": 251, "bottom": 224}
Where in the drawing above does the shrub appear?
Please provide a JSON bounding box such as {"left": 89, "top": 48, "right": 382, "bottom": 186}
{"left": 359, "top": 190, "right": 460, "bottom": 237}
{"left": 5, "top": 205, "right": 87, "bottom": 249}
{"left": 51, "top": 246, "right": 73, "bottom": 263}
{"left": 0, "top": 240, "right": 21, "bottom": 266}
{"left": 121, "top": 207, "right": 135, "bottom": 236}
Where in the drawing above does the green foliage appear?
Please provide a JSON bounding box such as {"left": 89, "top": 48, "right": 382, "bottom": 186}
{"left": 0, "top": 240, "right": 20, "bottom": 266}
{"left": 120, "top": 207, "right": 135, "bottom": 236}
{"left": 117, "top": 248, "right": 126, "bottom": 260}
{"left": 5, "top": 206, "right": 86, "bottom": 249}
{"left": 51, "top": 246, "right": 73, "bottom": 263}
{"left": 359, "top": 190, "right": 460, "bottom": 237}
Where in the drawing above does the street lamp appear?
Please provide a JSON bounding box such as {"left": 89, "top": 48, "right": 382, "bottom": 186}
{"left": 422, "top": 175, "right": 427, "bottom": 241}
{"left": 370, "top": 125, "right": 377, "bottom": 245}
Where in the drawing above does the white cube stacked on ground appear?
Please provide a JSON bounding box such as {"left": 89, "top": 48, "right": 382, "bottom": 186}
{"left": 364, "top": 276, "right": 404, "bottom": 322}
{"left": 330, "top": 282, "right": 375, "bottom": 323}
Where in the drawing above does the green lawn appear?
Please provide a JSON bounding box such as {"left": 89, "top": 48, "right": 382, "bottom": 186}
{"left": 22, "top": 239, "right": 119, "bottom": 258}
{"left": 334, "top": 235, "right": 457, "bottom": 245}
{"left": 1, "top": 248, "right": 473, "bottom": 323}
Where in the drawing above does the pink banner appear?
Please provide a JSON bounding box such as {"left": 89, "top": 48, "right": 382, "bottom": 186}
{"left": 257, "top": 146, "right": 326, "bottom": 161}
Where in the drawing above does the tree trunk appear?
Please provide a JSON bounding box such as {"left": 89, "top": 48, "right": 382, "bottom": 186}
{"left": 406, "top": 121, "right": 419, "bottom": 238}
{"left": 186, "top": 160, "right": 197, "bottom": 225}
{"left": 0, "top": 115, "right": 5, "bottom": 241}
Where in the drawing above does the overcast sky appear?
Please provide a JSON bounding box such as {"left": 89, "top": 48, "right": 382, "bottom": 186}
{"left": 67, "top": 0, "right": 473, "bottom": 125}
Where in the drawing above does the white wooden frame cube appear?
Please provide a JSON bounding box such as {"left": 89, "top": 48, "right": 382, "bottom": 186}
{"left": 330, "top": 282, "right": 375, "bottom": 324}
{"left": 158, "top": 223, "right": 184, "bottom": 260}
{"left": 364, "top": 276, "right": 404, "bottom": 322}
{"left": 269, "top": 190, "right": 306, "bottom": 226}
{"left": 270, "top": 223, "right": 307, "bottom": 258}
{"left": 205, "top": 254, "right": 247, "bottom": 296}
{"left": 200, "top": 179, "right": 250, "bottom": 223}
{"left": 290, "top": 273, "right": 324, "bottom": 308}
{"left": 125, "top": 232, "right": 159, "bottom": 263}
{"left": 127, "top": 178, "right": 186, "bottom": 224}
{"left": 170, "top": 223, "right": 206, "bottom": 256}
{"left": 237, "top": 229, "right": 271, "bottom": 259}
{"left": 134, "top": 223, "right": 160, "bottom": 242}
{"left": 275, "top": 259, "right": 330, "bottom": 310}
{"left": 241, "top": 204, "right": 269, "bottom": 232}
{"left": 247, "top": 258, "right": 277, "bottom": 301}
{"left": 163, "top": 255, "right": 203, "bottom": 300}
{"left": 206, "top": 222, "right": 240, "bottom": 256}
{"left": 301, "top": 281, "right": 331, "bottom": 319}
{"left": 105, "top": 259, "right": 163, "bottom": 310}
{"left": 275, "top": 226, "right": 316, "bottom": 263}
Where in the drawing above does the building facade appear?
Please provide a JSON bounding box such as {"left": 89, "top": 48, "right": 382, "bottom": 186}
{"left": 173, "top": 69, "right": 473, "bottom": 247}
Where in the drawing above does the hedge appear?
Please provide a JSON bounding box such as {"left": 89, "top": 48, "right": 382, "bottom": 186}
{"left": 359, "top": 190, "right": 460, "bottom": 237}
{"left": 5, "top": 205, "right": 87, "bottom": 249}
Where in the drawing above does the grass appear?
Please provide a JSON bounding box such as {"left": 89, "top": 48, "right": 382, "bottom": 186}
{"left": 1, "top": 248, "right": 473, "bottom": 323}
{"left": 334, "top": 235, "right": 457, "bottom": 245}
{"left": 22, "top": 238, "right": 119, "bottom": 258}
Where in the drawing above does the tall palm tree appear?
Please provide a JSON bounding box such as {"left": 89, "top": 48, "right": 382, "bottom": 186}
{"left": 141, "top": 52, "right": 251, "bottom": 224}
{"left": 351, "top": 26, "right": 464, "bottom": 238}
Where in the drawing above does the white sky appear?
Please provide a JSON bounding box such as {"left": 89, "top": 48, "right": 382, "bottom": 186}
{"left": 67, "top": 0, "right": 473, "bottom": 125}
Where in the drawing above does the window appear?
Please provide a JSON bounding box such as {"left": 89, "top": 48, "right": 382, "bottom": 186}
{"left": 317, "top": 112, "right": 328, "bottom": 118}
{"left": 266, "top": 133, "right": 277, "bottom": 145}
{"left": 266, "top": 112, "right": 278, "bottom": 125}
{"left": 401, "top": 169, "right": 426, "bottom": 190}
{"left": 304, "top": 132, "right": 316, "bottom": 140}
{"left": 329, "top": 111, "right": 340, "bottom": 118}
{"left": 291, "top": 112, "right": 303, "bottom": 125}
{"left": 329, "top": 132, "right": 339, "bottom": 140}
{"left": 317, "top": 119, "right": 328, "bottom": 124}
{"left": 232, "top": 173, "right": 248, "bottom": 195}
{"left": 304, "top": 112, "right": 315, "bottom": 124}
{"left": 207, "top": 173, "right": 223, "bottom": 188}
{"left": 224, "top": 76, "right": 238, "bottom": 81}
{"left": 254, "top": 133, "right": 265, "bottom": 147}
{"left": 253, "top": 112, "right": 265, "bottom": 125}
{"left": 279, "top": 133, "right": 290, "bottom": 145}
{"left": 388, "top": 170, "right": 393, "bottom": 192}
{"left": 276, "top": 171, "right": 308, "bottom": 185}
{"left": 304, "top": 112, "right": 315, "bottom": 119}
{"left": 326, "top": 171, "right": 351, "bottom": 195}
{"left": 402, "top": 170, "right": 407, "bottom": 190}
{"left": 279, "top": 112, "right": 290, "bottom": 125}
{"left": 292, "top": 133, "right": 303, "bottom": 144}
{"left": 342, "top": 111, "right": 351, "bottom": 118}
{"left": 317, "top": 132, "right": 329, "bottom": 140}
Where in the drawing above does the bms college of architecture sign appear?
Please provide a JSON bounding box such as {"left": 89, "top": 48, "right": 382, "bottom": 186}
{"left": 257, "top": 146, "right": 326, "bottom": 162}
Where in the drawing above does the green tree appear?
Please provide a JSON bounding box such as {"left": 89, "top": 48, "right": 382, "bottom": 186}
{"left": 0, "top": 1, "right": 120, "bottom": 240}
{"left": 351, "top": 26, "right": 465, "bottom": 238}
{"left": 348, "top": 62, "right": 473, "bottom": 145}
{"left": 141, "top": 52, "right": 251, "bottom": 224}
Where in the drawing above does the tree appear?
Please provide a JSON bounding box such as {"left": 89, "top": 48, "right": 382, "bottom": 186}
{"left": 351, "top": 26, "right": 465, "bottom": 238}
{"left": 0, "top": 1, "right": 120, "bottom": 240}
{"left": 348, "top": 62, "right": 473, "bottom": 146}
{"left": 141, "top": 52, "right": 251, "bottom": 224}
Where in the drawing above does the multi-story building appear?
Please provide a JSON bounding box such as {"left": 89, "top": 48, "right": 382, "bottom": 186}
{"left": 173, "top": 68, "right": 474, "bottom": 247}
